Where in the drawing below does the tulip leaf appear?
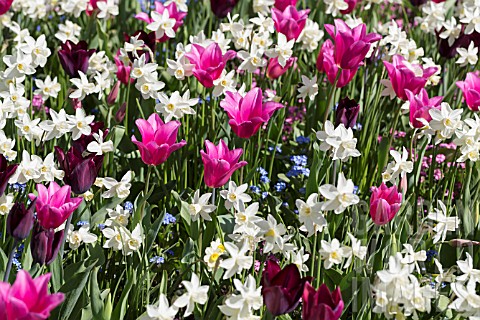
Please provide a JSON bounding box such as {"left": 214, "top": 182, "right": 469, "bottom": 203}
{"left": 145, "top": 211, "right": 164, "bottom": 254}
{"left": 89, "top": 267, "right": 104, "bottom": 320}
{"left": 111, "top": 271, "right": 135, "bottom": 320}
{"left": 0, "top": 247, "right": 6, "bottom": 279}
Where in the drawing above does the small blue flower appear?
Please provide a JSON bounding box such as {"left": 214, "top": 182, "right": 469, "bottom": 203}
{"left": 290, "top": 155, "right": 308, "bottom": 166}
{"left": 299, "top": 187, "right": 306, "bottom": 195}
{"left": 150, "top": 256, "right": 165, "bottom": 264}
{"left": 257, "top": 167, "right": 268, "bottom": 176}
{"left": 353, "top": 186, "right": 359, "bottom": 194}
{"left": 163, "top": 213, "right": 176, "bottom": 225}
{"left": 296, "top": 136, "right": 310, "bottom": 144}
{"left": 250, "top": 186, "right": 261, "bottom": 193}
{"left": 77, "top": 221, "right": 89, "bottom": 226}
{"left": 98, "top": 224, "right": 106, "bottom": 230}
{"left": 274, "top": 181, "right": 287, "bottom": 192}
{"left": 294, "top": 209, "right": 299, "bottom": 214}
{"left": 166, "top": 250, "right": 174, "bottom": 256}
{"left": 426, "top": 250, "right": 438, "bottom": 262}
{"left": 124, "top": 201, "right": 134, "bottom": 212}
{"left": 260, "top": 175, "right": 270, "bottom": 184}
{"left": 353, "top": 123, "right": 363, "bottom": 131}
{"left": 261, "top": 192, "right": 268, "bottom": 199}
{"left": 282, "top": 202, "right": 289, "bottom": 207}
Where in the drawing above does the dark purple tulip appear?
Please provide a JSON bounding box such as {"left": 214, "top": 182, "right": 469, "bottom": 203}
{"left": 335, "top": 97, "right": 360, "bottom": 129}
{"left": 123, "top": 30, "right": 156, "bottom": 63}
{"left": 302, "top": 283, "right": 344, "bottom": 320}
{"left": 261, "top": 259, "right": 312, "bottom": 316}
{"left": 31, "top": 224, "right": 64, "bottom": 265}
{"left": 7, "top": 200, "right": 36, "bottom": 241}
{"left": 409, "top": 0, "right": 427, "bottom": 6}
{"left": 210, "top": 0, "right": 239, "bottom": 19}
{"left": 0, "top": 154, "right": 18, "bottom": 197}
{"left": 58, "top": 40, "right": 95, "bottom": 77}
{"left": 115, "top": 102, "right": 127, "bottom": 123}
{"left": 55, "top": 146, "right": 103, "bottom": 195}
{"left": 437, "top": 29, "right": 480, "bottom": 59}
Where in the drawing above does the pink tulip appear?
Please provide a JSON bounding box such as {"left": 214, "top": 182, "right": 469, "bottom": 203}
{"left": 267, "top": 57, "right": 296, "bottom": 79}
{"left": 316, "top": 40, "right": 358, "bottom": 88}
{"left": 325, "top": 19, "right": 381, "bottom": 70}
{"left": 340, "top": 0, "right": 360, "bottom": 14}
{"left": 456, "top": 72, "right": 480, "bottom": 111}
{"left": 383, "top": 55, "right": 438, "bottom": 101}
{"left": 0, "top": 270, "right": 64, "bottom": 320}
{"left": 135, "top": 2, "right": 186, "bottom": 42}
{"left": 271, "top": 5, "right": 310, "bottom": 41}
{"left": 406, "top": 89, "right": 442, "bottom": 128}
{"left": 29, "top": 182, "right": 82, "bottom": 230}
{"left": 370, "top": 183, "right": 402, "bottom": 226}
{"left": 185, "top": 43, "right": 236, "bottom": 88}
{"left": 200, "top": 140, "right": 247, "bottom": 188}
{"left": 132, "top": 113, "right": 186, "bottom": 166}
{"left": 274, "top": 0, "right": 297, "bottom": 11}
{"left": 0, "top": 0, "right": 13, "bottom": 15}
{"left": 114, "top": 52, "right": 133, "bottom": 85}
{"left": 220, "top": 88, "right": 284, "bottom": 139}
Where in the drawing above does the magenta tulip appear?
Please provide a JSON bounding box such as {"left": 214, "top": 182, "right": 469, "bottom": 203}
{"left": 383, "top": 54, "right": 438, "bottom": 101}
{"left": 456, "top": 72, "right": 480, "bottom": 111}
{"left": 325, "top": 19, "right": 381, "bottom": 70}
{"left": 370, "top": 183, "right": 402, "bottom": 226}
{"left": 0, "top": 0, "right": 13, "bottom": 15}
{"left": 261, "top": 259, "right": 312, "bottom": 316}
{"left": 274, "top": 0, "right": 297, "bottom": 11}
{"left": 0, "top": 270, "right": 64, "bottom": 320}
{"left": 266, "top": 57, "right": 296, "bottom": 79}
{"left": 220, "top": 88, "right": 284, "bottom": 139}
{"left": 185, "top": 43, "right": 236, "bottom": 88}
{"left": 29, "top": 182, "right": 83, "bottom": 230}
{"left": 316, "top": 40, "right": 359, "bottom": 88}
{"left": 114, "top": 53, "right": 133, "bottom": 85}
{"left": 406, "top": 89, "right": 442, "bottom": 128}
{"left": 135, "top": 2, "right": 186, "bottom": 42}
{"left": 131, "top": 113, "right": 186, "bottom": 166}
{"left": 271, "top": 5, "right": 310, "bottom": 41}
{"left": 200, "top": 140, "right": 247, "bottom": 188}
{"left": 302, "top": 283, "right": 344, "bottom": 320}
{"left": 340, "top": 0, "right": 360, "bottom": 14}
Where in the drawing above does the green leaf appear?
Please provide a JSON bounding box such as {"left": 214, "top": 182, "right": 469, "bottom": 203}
{"left": 89, "top": 267, "right": 104, "bottom": 320}
{"left": 181, "top": 238, "right": 196, "bottom": 264}
{"left": 91, "top": 197, "right": 125, "bottom": 226}
{"left": 145, "top": 212, "right": 164, "bottom": 254}
{"left": 111, "top": 271, "right": 135, "bottom": 320}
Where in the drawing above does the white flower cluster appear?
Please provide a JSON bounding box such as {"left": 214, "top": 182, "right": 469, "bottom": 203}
{"left": 316, "top": 121, "right": 361, "bottom": 161}
{"left": 319, "top": 234, "right": 367, "bottom": 269}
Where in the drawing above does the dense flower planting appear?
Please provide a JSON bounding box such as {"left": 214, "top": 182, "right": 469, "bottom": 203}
{"left": 0, "top": 0, "right": 479, "bottom": 319}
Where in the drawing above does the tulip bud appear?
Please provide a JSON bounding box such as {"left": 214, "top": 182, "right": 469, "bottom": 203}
{"left": 115, "top": 102, "right": 127, "bottom": 123}
{"left": 335, "top": 97, "right": 360, "bottom": 129}
{"left": 107, "top": 80, "right": 120, "bottom": 106}
{"left": 302, "top": 283, "right": 344, "bottom": 320}
{"left": 0, "top": 154, "right": 18, "bottom": 197}
{"left": 267, "top": 57, "right": 296, "bottom": 79}
{"left": 274, "top": 0, "right": 297, "bottom": 11}
{"left": 449, "top": 239, "right": 480, "bottom": 247}
{"left": 31, "top": 224, "right": 64, "bottom": 265}
{"left": 7, "top": 200, "right": 36, "bottom": 241}
{"left": 0, "top": 0, "right": 13, "bottom": 15}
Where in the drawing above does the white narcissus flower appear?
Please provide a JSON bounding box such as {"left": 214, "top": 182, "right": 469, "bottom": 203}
{"left": 139, "top": 293, "right": 178, "bottom": 320}
{"left": 8, "top": 150, "right": 41, "bottom": 184}
{"left": 67, "top": 108, "right": 95, "bottom": 140}
{"left": 123, "top": 224, "right": 143, "bottom": 255}
{"left": 233, "top": 201, "right": 263, "bottom": 235}
{"left": 69, "top": 71, "right": 97, "bottom": 101}
{"left": 102, "top": 226, "right": 124, "bottom": 251}
{"left": 87, "top": 130, "right": 114, "bottom": 155}
{"left": 36, "top": 153, "right": 64, "bottom": 183}
{"left": 39, "top": 109, "right": 73, "bottom": 141}
{"left": 220, "top": 275, "right": 262, "bottom": 318}
{"left": 266, "top": 33, "right": 294, "bottom": 67}
{"left": 102, "top": 171, "right": 133, "bottom": 199}
{"left": 155, "top": 90, "right": 197, "bottom": 123}
{"left": 428, "top": 102, "right": 463, "bottom": 143}
{"left": 147, "top": 10, "right": 176, "bottom": 39}
{"left": 316, "top": 121, "right": 361, "bottom": 161}
{"left": 256, "top": 214, "right": 286, "bottom": 253}
{"left": 97, "top": 0, "right": 119, "bottom": 19}
{"left": 212, "top": 70, "right": 237, "bottom": 97}
{"left": 237, "top": 45, "right": 266, "bottom": 73}
{"left": 188, "top": 190, "right": 216, "bottom": 221}
{"left": 319, "top": 238, "right": 349, "bottom": 269}
{"left": 166, "top": 56, "right": 194, "bottom": 80}
{"left": 55, "top": 20, "right": 81, "bottom": 43}
{"left": 252, "top": 0, "right": 275, "bottom": 15}
{"left": 173, "top": 273, "right": 209, "bottom": 317}
{"left": 220, "top": 181, "right": 252, "bottom": 210}
{"left": 400, "top": 243, "right": 426, "bottom": 274}
{"left": 298, "top": 19, "right": 324, "bottom": 52}
{"left": 343, "top": 232, "right": 367, "bottom": 268}
{"left": 296, "top": 193, "right": 327, "bottom": 237}
{"left": 319, "top": 172, "right": 359, "bottom": 214}
{"left": 165, "top": 0, "right": 188, "bottom": 12}
{"left": 34, "top": 76, "right": 61, "bottom": 99}
{"left": 3, "top": 51, "right": 35, "bottom": 78}
{"left": 20, "top": 34, "right": 51, "bottom": 68}
{"left": 449, "top": 280, "right": 480, "bottom": 317}
{"left": 219, "top": 242, "right": 253, "bottom": 279}
{"left": 250, "top": 13, "right": 275, "bottom": 34}
{"left": 14, "top": 113, "right": 42, "bottom": 143}
{"left": 297, "top": 75, "right": 318, "bottom": 101}
{"left": 439, "top": 17, "right": 461, "bottom": 47}
{"left": 460, "top": 6, "right": 480, "bottom": 35}
{"left": 324, "top": 0, "right": 348, "bottom": 17}
{"left": 203, "top": 239, "right": 226, "bottom": 270}
{"left": 67, "top": 223, "right": 98, "bottom": 250}
{"left": 286, "top": 247, "right": 310, "bottom": 272}
{"left": 105, "top": 205, "right": 131, "bottom": 227}
{"left": 0, "top": 193, "right": 14, "bottom": 215}
{"left": 456, "top": 253, "right": 480, "bottom": 283}
{"left": 135, "top": 77, "right": 165, "bottom": 100}
{"left": 456, "top": 41, "right": 478, "bottom": 66}
{"left": 382, "top": 147, "right": 413, "bottom": 183}
{"left": 427, "top": 200, "right": 459, "bottom": 244}
{"left": 131, "top": 55, "right": 158, "bottom": 80}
